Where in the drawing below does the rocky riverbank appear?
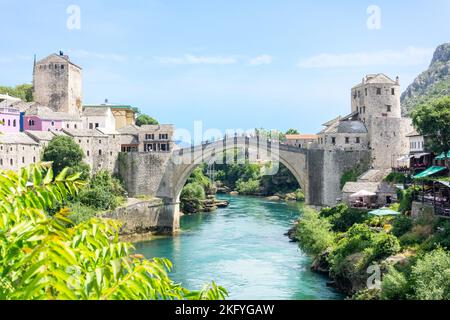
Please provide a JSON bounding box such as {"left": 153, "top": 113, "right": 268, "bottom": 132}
{"left": 182, "top": 195, "right": 230, "bottom": 214}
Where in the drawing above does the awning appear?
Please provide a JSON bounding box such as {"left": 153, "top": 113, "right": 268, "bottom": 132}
{"left": 396, "top": 155, "right": 411, "bottom": 162}
{"left": 369, "top": 209, "right": 400, "bottom": 216}
{"left": 435, "top": 151, "right": 450, "bottom": 160}
{"left": 413, "top": 166, "right": 447, "bottom": 179}
{"left": 350, "top": 190, "right": 377, "bottom": 198}
{"left": 412, "top": 153, "right": 430, "bottom": 159}
{"left": 438, "top": 180, "right": 450, "bottom": 188}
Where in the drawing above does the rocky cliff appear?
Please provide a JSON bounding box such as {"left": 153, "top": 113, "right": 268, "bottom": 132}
{"left": 401, "top": 43, "right": 450, "bottom": 115}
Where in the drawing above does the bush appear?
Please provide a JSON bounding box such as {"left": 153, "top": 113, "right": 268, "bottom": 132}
{"left": 78, "top": 170, "right": 126, "bottom": 211}
{"left": 411, "top": 248, "right": 450, "bottom": 300}
{"left": 296, "top": 208, "right": 334, "bottom": 256}
{"left": 399, "top": 225, "right": 433, "bottom": 247}
{"left": 371, "top": 233, "right": 401, "bottom": 261}
{"left": 384, "top": 172, "right": 411, "bottom": 184}
{"left": 295, "top": 189, "right": 305, "bottom": 202}
{"left": 181, "top": 182, "right": 206, "bottom": 201}
{"left": 180, "top": 182, "right": 206, "bottom": 213}
{"left": 187, "top": 166, "right": 212, "bottom": 194}
{"left": 392, "top": 215, "right": 413, "bottom": 237}
{"left": 68, "top": 203, "right": 97, "bottom": 225}
{"left": 421, "top": 220, "right": 450, "bottom": 251}
{"left": 320, "top": 204, "right": 369, "bottom": 232}
{"left": 236, "top": 178, "right": 260, "bottom": 195}
{"left": 381, "top": 266, "right": 411, "bottom": 300}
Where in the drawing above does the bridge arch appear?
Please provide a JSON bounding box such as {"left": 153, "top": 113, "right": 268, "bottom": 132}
{"left": 169, "top": 139, "right": 308, "bottom": 210}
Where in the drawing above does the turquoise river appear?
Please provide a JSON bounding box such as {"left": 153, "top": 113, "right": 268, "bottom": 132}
{"left": 135, "top": 195, "right": 343, "bottom": 300}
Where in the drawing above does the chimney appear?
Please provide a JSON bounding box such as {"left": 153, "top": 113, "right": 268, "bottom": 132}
{"left": 396, "top": 76, "right": 400, "bottom": 85}
{"left": 104, "top": 99, "right": 109, "bottom": 104}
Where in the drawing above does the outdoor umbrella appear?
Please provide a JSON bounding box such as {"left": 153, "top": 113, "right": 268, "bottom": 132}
{"left": 368, "top": 208, "right": 400, "bottom": 216}
{"left": 349, "top": 190, "right": 377, "bottom": 198}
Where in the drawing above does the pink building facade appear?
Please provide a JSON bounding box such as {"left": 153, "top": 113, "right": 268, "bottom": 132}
{"left": 0, "top": 107, "right": 21, "bottom": 133}
{"left": 23, "top": 115, "right": 62, "bottom": 131}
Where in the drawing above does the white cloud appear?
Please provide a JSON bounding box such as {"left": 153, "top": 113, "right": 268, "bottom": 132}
{"left": 249, "top": 54, "right": 273, "bottom": 66}
{"left": 298, "top": 47, "right": 434, "bottom": 68}
{"left": 154, "top": 54, "right": 238, "bottom": 65}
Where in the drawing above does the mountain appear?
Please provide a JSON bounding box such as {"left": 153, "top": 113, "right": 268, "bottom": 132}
{"left": 401, "top": 43, "right": 450, "bottom": 115}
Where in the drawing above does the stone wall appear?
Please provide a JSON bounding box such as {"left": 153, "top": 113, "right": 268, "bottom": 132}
{"left": 118, "top": 152, "right": 173, "bottom": 198}
{"left": 102, "top": 198, "right": 180, "bottom": 235}
{"left": 308, "top": 148, "right": 371, "bottom": 206}
{"left": 368, "top": 117, "right": 413, "bottom": 169}
{"left": 411, "top": 201, "right": 435, "bottom": 219}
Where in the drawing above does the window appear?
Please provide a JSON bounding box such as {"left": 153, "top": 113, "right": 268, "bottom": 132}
{"left": 110, "top": 151, "right": 113, "bottom": 156}
{"left": 51, "top": 121, "right": 55, "bottom": 126}
{"left": 356, "top": 137, "right": 360, "bottom": 143}
{"left": 331, "top": 137, "right": 336, "bottom": 145}
{"left": 95, "top": 123, "right": 99, "bottom": 128}
{"left": 13, "top": 119, "right": 16, "bottom": 127}
{"left": 87, "top": 151, "right": 90, "bottom": 156}
{"left": 7, "top": 120, "right": 10, "bottom": 126}
{"left": 79, "top": 139, "right": 82, "bottom": 143}
{"left": 99, "top": 140, "right": 102, "bottom": 144}
{"left": 99, "top": 150, "right": 102, "bottom": 155}
{"left": 67, "top": 124, "right": 70, "bottom": 128}
{"left": 74, "top": 124, "right": 77, "bottom": 129}
{"left": 391, "top": 88, "right": 395, "bottom": 95}
{"left": 10, "top": 159, "right": 13, "bottom": 166}
{"left": 376, "top": 88, "right": 382, "bottom": 95}
{"left": 356, "top": 106, "right": 359, "bottom": 113}
{"left": 363, "top": 106, "right": 366, "bottom": 113}
{"left": 33, "top": 157, "right": 36, "bottom": 163}
{"left": 1, "top": 119, "right": 4, "bottom": 126}
{"left": 365, "top": 88, "right": 368, "bottom": 96}
{"left": 145, "top": 134, "right": 154, "bottom": 140}
{"left": 89, "top": 123, "right": 93, "bottom": 129}
{"left": 159, "top": 133, "right": 169, "bottom": 140}
{"left": 0, "top": 159, "right": 2, "bottom": 165}
{"left": 386, "top": 105, "right": 392, "bottom": 112}
{"left": 345, "top": 137, "right": 350, "bottom": 144}
{"left": 357, "top": 91, "right": 361, "bottom": 97}
{"left": 61, "top": 65, "right": 64, "bottom": 69}
{"left": 22, "top": 157, "right": 25, "bottom": 164}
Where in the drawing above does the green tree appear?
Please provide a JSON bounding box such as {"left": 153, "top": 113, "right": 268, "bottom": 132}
{"left": 296, "top": 208, "right": 334, "bottom": 256}
{"left": 0, "top": 163, "right": 227, "bottom": 300}
{"left": 285, "top": 128, "right": 300, "bottom": 135}
{"left": 136, "top": 114, "right": 159, "bottom": 126}
{"left": 42, "top": 136, "right": 90, "bottom": 178}
{"left": 412, "top": 96, "right": 450, "bottom": 154}
{"left": 0, "top": 84, "right": 33, "bottom": 102}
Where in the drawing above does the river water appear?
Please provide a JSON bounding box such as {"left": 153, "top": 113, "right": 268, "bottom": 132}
{"left": 134, "top": 195, "right": 342, "bottom": 300}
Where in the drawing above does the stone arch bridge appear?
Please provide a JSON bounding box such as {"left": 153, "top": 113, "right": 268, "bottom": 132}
{"left": 119, "top": 137, "right": 370, "bottom": 231}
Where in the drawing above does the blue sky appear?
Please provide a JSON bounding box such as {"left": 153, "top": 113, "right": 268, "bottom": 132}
{"left": 1, "top": 0, "right": 449, "bottom": 134}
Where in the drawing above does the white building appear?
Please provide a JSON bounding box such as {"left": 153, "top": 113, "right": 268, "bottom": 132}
{"left": 81, "top": 106, "right": 116, "bottom": 131}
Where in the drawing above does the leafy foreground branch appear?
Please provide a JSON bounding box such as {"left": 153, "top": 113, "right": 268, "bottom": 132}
{"left": 0, "top": 164, "right": 227, "bottom": 300}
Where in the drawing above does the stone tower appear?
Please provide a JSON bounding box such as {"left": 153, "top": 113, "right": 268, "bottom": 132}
{"left": 351, "top": 74, "right": 412, "bottom": 169}
{"left": 33, "top": 52, "right": 82, "bottom": 115}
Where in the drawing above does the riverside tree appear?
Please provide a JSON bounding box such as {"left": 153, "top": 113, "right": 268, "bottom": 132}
{"left": 0, "top": 163, "right": 227, "bottom": 300}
